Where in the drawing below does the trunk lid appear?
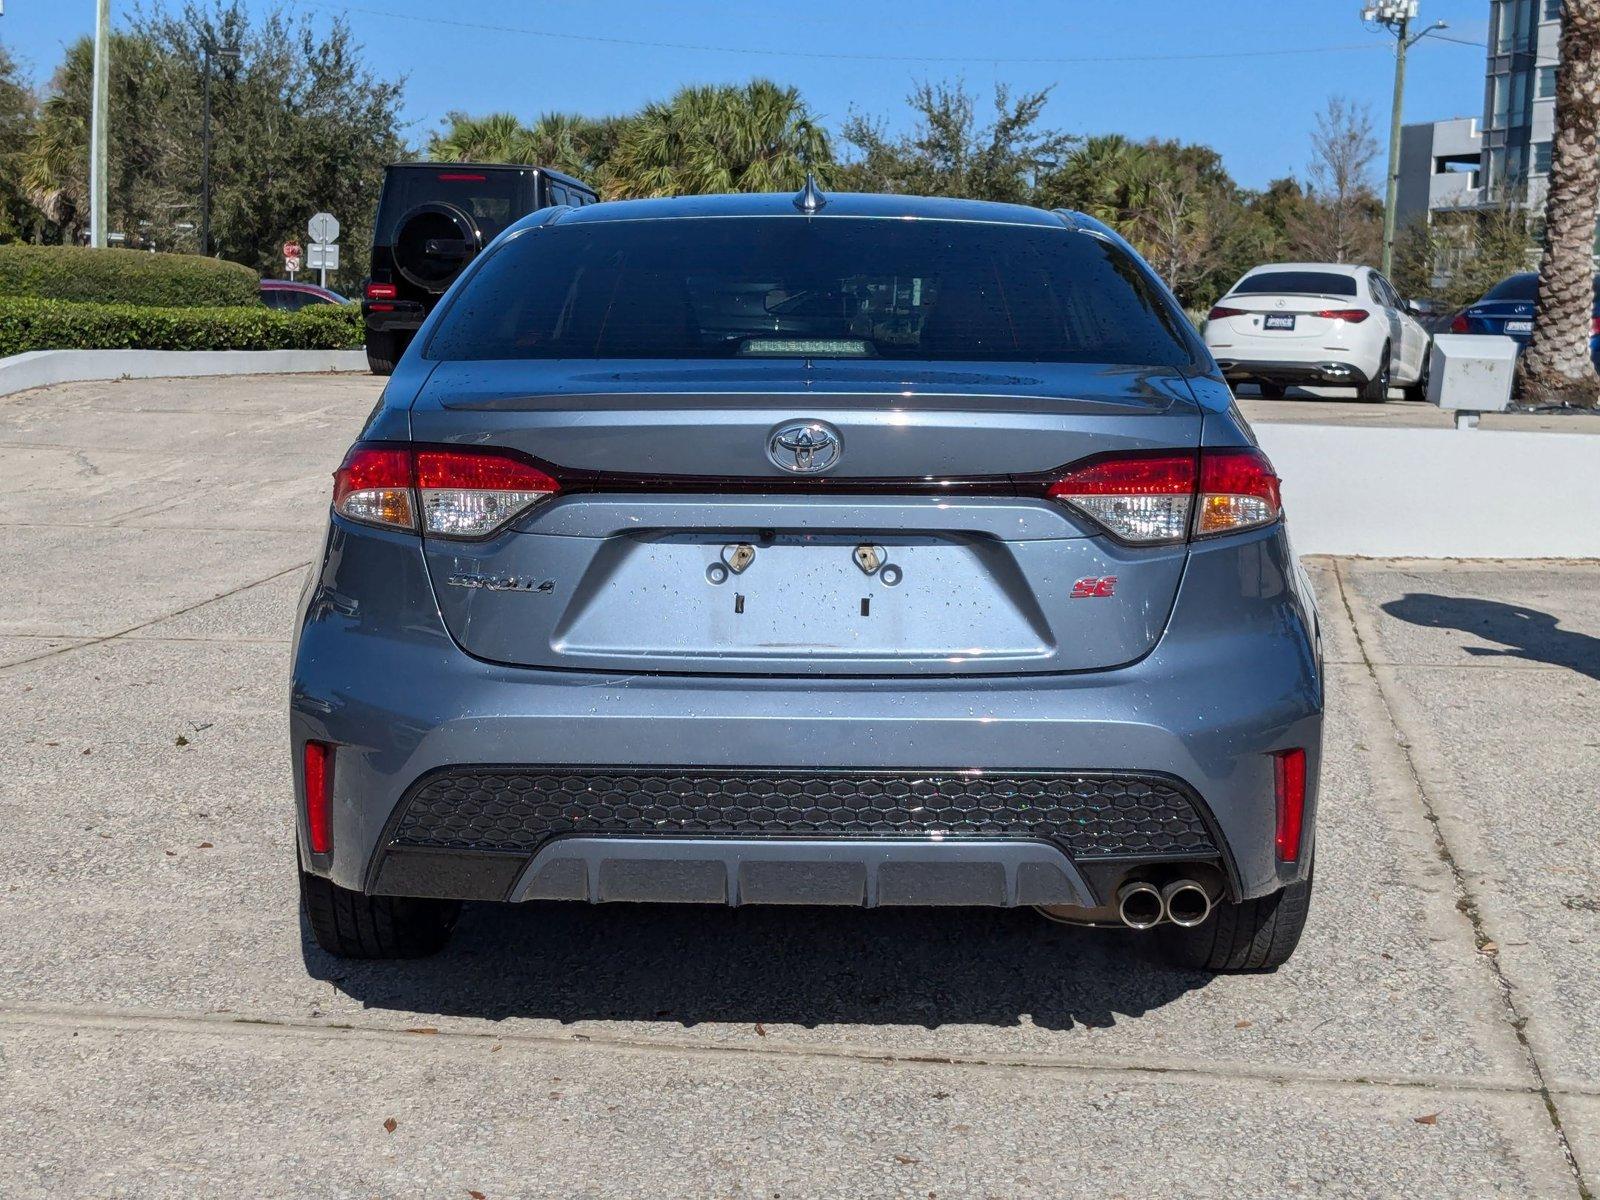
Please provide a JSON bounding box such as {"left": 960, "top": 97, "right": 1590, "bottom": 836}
{"left": 410, "top": 361, "right": 1201, "bottom": 676}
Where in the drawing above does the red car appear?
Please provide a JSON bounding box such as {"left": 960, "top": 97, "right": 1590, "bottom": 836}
{"left": 260, "top": 279, "right": 348, "bottom": 311}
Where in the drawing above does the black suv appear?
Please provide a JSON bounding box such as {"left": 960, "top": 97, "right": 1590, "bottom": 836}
{"left": 361, "top": 162, "right": 598, "bottom": 374}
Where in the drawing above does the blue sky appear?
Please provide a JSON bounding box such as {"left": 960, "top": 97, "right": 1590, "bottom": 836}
{"left": 0, "top": 0, "right": 1493, "bottom": 189}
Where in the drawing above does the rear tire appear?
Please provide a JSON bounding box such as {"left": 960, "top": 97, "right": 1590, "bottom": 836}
{"left": 1359, "top": 346, "right": 1391, "bottom": 402}
{"left": 300, "top": 868, "right": 460, "bottom": 959}
{"left": 365, "top": 330, "right": 404, "bottom": 376}
{"left": 1156, "top": 869, "right": 1313, "bottom": 972}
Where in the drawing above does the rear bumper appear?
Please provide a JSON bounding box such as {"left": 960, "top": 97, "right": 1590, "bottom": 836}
{"left": 290, "top": 522, "right": 1324, "bottom": 909}
{"left": 362, "top": 299, "right": 427, "bottom": 334}
{"left": 1212, "top": 357, "right": 1373, "bottom": 387}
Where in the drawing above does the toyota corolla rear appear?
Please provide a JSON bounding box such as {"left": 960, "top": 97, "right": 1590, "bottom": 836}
{"left": 291, "top": 193, "right": 1323, "bottom": 972}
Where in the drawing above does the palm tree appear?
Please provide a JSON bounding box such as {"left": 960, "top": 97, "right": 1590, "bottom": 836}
{"left": 1519, "top": 0, "right": 1600, "bottom": 407}
{"left": 604, "top": 80, "right": 833, "bottom": 199}
{"left": 427, "top": 112, "right": 527, "bottom": 163}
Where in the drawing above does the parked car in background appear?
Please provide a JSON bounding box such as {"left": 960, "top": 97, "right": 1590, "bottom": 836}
{"left": 1450, "top": 271, "right": 1600, "bottom": 369}
{"left": 292, "top": 187, "right": 1323, "bottom": 973}
{"left": 361, "top": 162, "right": 599, "bottom": 375}
{"left": 260, "top": 279, "right": 348, "bottom": 310}
{"left": 1203, "top": 262, "right": 1430, "bottom": 401}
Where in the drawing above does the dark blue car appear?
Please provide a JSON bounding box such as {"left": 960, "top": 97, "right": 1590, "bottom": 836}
{"left": 1452, "top": 271, "right": 1600, "bottom": 367}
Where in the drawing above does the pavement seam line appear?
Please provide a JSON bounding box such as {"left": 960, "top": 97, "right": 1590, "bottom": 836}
{"left": 0, "top": 560, "right": 311, "bottom": 676}
{"left": 1332, "top": 557, "right": 1593, "bottom": 1200}
{"left": 0, "top": 1003, "right": 1578, "bottom": 1099}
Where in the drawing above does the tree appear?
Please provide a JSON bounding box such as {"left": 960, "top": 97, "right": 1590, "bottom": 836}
{"left": 1393, "top": 197, "right": 1536, "bottom": 311}
{"left": 605, "top": 80, "right": 832, "bottom": 199}
{"left": 0, "top": 45, "right": 42, "bottom": 241}
{"left": 841, "top": 81, "right": 1072, "bottom": 203}
{"left": 1287, "top": 96, "right": 1381, "bottom": 264}
{"left": 20, "top": 1, "right": 405, "bottom": 287}
{"left": 1519, "top": 1, "right": 1600, "bottom": 406}
{"left": 429, "top": 110, "right": 625, "bottom": 181}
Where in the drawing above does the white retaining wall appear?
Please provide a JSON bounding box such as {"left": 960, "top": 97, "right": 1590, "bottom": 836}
{"left": 1254, "top": 423, "right": 1600, "bottom": 558}
{"left": 0, "top": 348, "right": 367, "bottom": 398}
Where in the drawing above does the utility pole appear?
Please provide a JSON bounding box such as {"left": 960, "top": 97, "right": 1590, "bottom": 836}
{"left": 1363, "top": 1, "right": 1448, "bottom": 276}
{"left": 199, "top": 39, "right": 240, "bottom": 257}
{"left": 89, "top": 0, "right": 110, "bottom": 248}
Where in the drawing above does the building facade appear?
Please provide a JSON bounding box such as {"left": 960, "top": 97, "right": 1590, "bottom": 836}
{"left": 1396, "top": 0, "right": 1559, "bottom": 229}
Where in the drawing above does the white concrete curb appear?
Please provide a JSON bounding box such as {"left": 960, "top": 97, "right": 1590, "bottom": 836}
{"left": 0, "top": 348, "right": 368, "bottom": 398}
{"left": 1255, "top": 423, "right": 1600, "bottom": 558}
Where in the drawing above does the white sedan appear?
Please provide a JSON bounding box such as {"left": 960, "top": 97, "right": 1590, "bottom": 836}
{"left": 1202, "top": 263, "right": 1430, "bottom": 402}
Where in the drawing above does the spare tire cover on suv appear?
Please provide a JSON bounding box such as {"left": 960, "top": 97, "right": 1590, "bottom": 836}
{"left": 393, "top": 202, "right": 484, "bottom": 293}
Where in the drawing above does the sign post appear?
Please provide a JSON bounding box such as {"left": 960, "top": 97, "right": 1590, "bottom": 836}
{"left": 307, "top": 213, "right": 341, "bottom": 289}
{"left": 283, "top": 240, "right": 302, "bottom": 280}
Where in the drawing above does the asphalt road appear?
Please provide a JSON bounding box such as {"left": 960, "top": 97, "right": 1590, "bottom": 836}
{"left": 1, "top": 374, "right": 1596, "bottom": 1199}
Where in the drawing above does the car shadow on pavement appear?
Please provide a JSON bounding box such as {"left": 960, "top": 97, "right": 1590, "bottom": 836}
{"left": 303, "top": 903, "right": 1212, "bottom": 1032}
{"left": 1380, "top": 593, "right": 1600, "bottom": 682}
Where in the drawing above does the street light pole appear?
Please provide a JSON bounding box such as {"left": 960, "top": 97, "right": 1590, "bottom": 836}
{"left": 89, "top": 0, "right": 110, "bottom": 248}
{"left": 1363, "top": 1, "right": 1448, "bottom": 276}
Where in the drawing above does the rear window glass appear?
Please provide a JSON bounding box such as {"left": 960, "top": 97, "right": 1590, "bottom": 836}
{"left": 1482, "top": 274, "right": 1539, "bottom": 301}
{"left": 426, "top": 217, "right": 1198, "bottom": 365}
{"left": 1232, "top": 271, "right": 1359, "bottom": 298}
{"left": 374, "top": 169, "right": 525, "bottom": 243}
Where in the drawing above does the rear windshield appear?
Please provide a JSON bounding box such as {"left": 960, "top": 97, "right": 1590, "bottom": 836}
{"left": 1482, "top": 274, "right": 1538, "bottom": 301}
{"left": 1232, "top": 271, "right": 1359, "bottom": 298}
{"left": 425, "top": 217, "right": 1199, "bottom": 365}
{"left": 1480, "top": 274, "right": 1600, "bottom": 303}
{"left": 374, "top": 168, "right": 526, "bottom": 244}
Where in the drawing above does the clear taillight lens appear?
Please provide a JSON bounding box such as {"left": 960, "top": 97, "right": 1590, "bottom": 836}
{"left": 331, "top": 444, "right": 559, "bottom": 538}
{"left": 1195, "top": 447, "right": 1282, "bottom": 538}
{"left": 414, "top": 448, "right": 559, "bottom": 537}
{"left": 1047, "top": 453, "right": 1197, "bottom": 544}
{"left": 332, "top": 445, "right": 415, "bottom": 531}
{"left": 1046, "top": 447, "right": 1281, "bottom": 543}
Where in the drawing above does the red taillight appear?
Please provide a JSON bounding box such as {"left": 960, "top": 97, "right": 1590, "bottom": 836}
{"left": 1047, "top": 452, "right": 1197, "bottom": 544}
{"left": 365, "top": 282, "right": 397, "bottom": 300}
{"left": 331, "top": 443, "right": 560, "bottom": 538}
{"left": 1274, "top": 748, "right": 1307, "bottom": 863}
{"left": 1195, "top": 446, "right": 1282, "bottom": 538}
{"left": 1314, "top": 308, "right": 1369, "bottom": 323}
{"left": 414, "top": 448, "right": 560, "bottom": 537}
{"left": 304, "top": 740, "right": 333, "bottom": 855}
{"left": 1590, "top": 316, "right": 1600, "bottom": 337}
{"left": 438, "top": 172, "right": 487, "bottom": 182}
{"left": 1207, "top": 305, "right": 1245, "bottom": 320}
{"left": 333, "top": 445, "right": 415, "bottom": 531}
{"left": 1450, "top": 314, "right": 1469, "bottom": 333}
{"left": 1046, "top": 446, "right": 1281, "bottom": 543}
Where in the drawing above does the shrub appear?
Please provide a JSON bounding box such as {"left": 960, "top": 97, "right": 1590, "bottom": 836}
{"left": 0, "top": 296, "right": 363, "bottom": 356}
{"left": 0, "top": 244, "right": 260, "bottom": 308}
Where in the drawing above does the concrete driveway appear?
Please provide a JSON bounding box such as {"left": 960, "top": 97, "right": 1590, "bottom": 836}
{"left": 1, "top": 375, "right": 1596, "bottom": 1198}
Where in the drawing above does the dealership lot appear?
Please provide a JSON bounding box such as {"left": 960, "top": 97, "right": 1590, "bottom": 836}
{"left": 0, "top": 374, "right": 1596, "bottom": 1198}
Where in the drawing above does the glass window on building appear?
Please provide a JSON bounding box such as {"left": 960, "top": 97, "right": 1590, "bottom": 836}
{"left": 1543, "top": 0, "right": 1562, "bottom": 20}
{"left": 1534, "top": 141, "right": 1552, "bottom": 175}
{"left": 1538, "top": 66, "right": 1558, "bottom": 98}
{"left": 1495, "top": 0, "right": 1533, "bottom": 53}
{"left": 1491, "top": 74, "right": 1509, "bottom": 129}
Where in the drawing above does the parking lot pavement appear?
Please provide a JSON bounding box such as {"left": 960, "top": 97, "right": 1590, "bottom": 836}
{"left": 0, "top": 374, "right": 1595, "bottom": 1198}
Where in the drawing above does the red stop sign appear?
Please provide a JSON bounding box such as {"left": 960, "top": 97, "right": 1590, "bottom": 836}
{"left": 283, "top": 241, "right": 302, "bottom": 260}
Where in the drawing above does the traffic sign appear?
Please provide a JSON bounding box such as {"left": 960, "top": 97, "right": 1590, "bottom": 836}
{"left": 307, "top": 243, "right": 340, "bottom": 271}
{"left": 283, "top": 240, "right": 302, "bottom": 275}
{"left": 307, "top": 212, "right": 340, "bottom": 245}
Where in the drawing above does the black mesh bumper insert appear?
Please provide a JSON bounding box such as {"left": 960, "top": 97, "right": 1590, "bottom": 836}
{"left": 389, "top": 768, "right": 1218, "bottom": 860}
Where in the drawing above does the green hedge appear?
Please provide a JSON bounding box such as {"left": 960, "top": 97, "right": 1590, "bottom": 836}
{"left": 0, "top": 244, "right": 260, "bottom": 308}
{"left": 0, "top": 297, "right": 363, "bottom": 356}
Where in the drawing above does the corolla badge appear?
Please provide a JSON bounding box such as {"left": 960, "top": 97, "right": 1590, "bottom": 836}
{"left": 768, "top": 420, "right": 842, "bottom": 473}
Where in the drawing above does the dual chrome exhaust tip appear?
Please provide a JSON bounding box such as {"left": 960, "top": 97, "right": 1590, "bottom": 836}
{"left": 1117, "top": 879, "right": 1213, "bottom": 930}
